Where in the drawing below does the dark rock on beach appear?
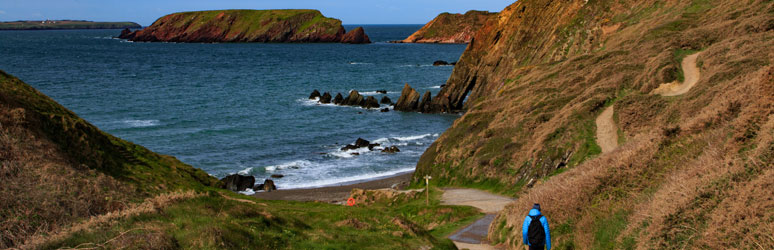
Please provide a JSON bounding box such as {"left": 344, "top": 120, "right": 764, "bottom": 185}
{"left": 263, "top": 179, "right": 277, "bottom": 192}
{"left": 221, "top": 174, "right": 256, "bottom": 192}
{"left": 380, "top": 96, "right": 392, "bottom": 104}
{"left": 333, "top": 93, "right": 344, "bottom": 104}
{"left": 380, "top": 108, "right": 390, "bottom": 112}
{"left": 376, "top": 90, "right": 388, "bottom": 94}
{"left": 320, "top": 92, "right": 332, "bottom": 104}
{"left": 309, "top": 90, "right": 321, "bottom": 100}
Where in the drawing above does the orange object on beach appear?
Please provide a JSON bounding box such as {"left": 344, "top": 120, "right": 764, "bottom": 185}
{"left": 347, "top": 197, "right": 356, "bottom": 206}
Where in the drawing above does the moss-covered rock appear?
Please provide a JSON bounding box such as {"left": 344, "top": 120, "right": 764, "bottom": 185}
{"left": 400, "top": 10, "right": 497, "bottom": 44}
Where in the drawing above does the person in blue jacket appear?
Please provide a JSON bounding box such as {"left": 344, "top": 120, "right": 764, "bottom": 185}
{"left": 522, "top": 203, "right": 551, "bottom": 250}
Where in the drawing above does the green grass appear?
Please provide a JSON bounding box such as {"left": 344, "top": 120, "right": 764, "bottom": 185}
{"left": 42, "top": 188, "right": 481, "bottom": 249}
{"left": 592, "top": 210, "right": 631, "bottom": 250}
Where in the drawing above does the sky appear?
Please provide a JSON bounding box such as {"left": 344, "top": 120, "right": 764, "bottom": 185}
{"left": 0, "top": 0, "right": 513, "bottom": 25}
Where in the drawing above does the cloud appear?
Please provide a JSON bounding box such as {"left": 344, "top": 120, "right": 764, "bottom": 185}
{"left": 0, "top": 10, "right": 6, "bottom": 15}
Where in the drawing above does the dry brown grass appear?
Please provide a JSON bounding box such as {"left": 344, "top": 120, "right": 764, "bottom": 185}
{"left": 0, "top": 105, "right": 136, "bottom": 248}
{"left": 413, "top": 0, "right": 774, "bottom": 249}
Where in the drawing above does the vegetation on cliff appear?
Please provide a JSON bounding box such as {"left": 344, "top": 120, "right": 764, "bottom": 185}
{"left": 400, "top": 10, "right": 497, "bottom": 44}
{"left": 0, "top": 20, "right": 141, "bottom": 30}
{"left": 121, "top": 9, "right": 370, "bottom": 43}
{"left": 412, "top": 0, "right": 774, "bottom": 248}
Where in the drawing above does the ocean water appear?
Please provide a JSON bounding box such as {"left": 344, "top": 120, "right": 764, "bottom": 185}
{"left": 0, "top": 25, "right": 465, "bottom": 189}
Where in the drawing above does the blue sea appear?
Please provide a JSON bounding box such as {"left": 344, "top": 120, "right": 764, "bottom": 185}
{"left": 0, "top": 25, "right": 465, "bottom": 189}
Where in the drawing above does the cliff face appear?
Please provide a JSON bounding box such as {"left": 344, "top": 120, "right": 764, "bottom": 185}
{"left": 414, "top": 0, "right": 774, "bottom": 248}
{"left": 401, "top": 10, "right": 497, "bottom": 44}
{"left": 0, "top": 20, "right": 141, "bottom": 30}
{"left": 123, "top": 9, "right": 370, "bottom": 43}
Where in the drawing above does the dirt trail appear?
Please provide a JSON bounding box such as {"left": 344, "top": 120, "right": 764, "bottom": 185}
{"left": 595, "top": 105, "right": 618, "bottom": 153}
{"left": 652, "top": 53, "right": 702, "bottom": 96}
{"left": 442, "top": 189, "right": 514, "bottom": 250}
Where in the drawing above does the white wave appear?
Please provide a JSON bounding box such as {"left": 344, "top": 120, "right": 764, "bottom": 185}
{"left": 265, "top": 160, "right": 312, "bottom": 171}
{"left": 123, "top": 119, "right": 159, "bottom": 128}
{"left": 237, "top": 167, "right": 253, "bottom": 175}
{"left": 330, "top": 147, "right": 372, "bottom": 158}
{"left": 372, "top": 137, "right": 390, "bottom": 144}
{"left": 359, "top": 91, "right": 398, "bottom": 95}
{"left": 238, "top": 189, "right": 255, "bottom": 195}
{"left": 394, "top": 133, "right": 432, "bottom": 141}
{"left": 348, "top": 62, "right": 373, "bottom": 65}
{"left": 433, "top": 133, "right": 440, "bottom": 137}
{"left": 430, "top": 85, "right": 442, "bottom": 89}
{"left": 282, "top": 167, "right": 416, "bottom": 189}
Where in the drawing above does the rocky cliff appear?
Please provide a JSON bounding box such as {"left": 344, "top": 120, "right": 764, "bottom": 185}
{"left": 0, "top": 20, "right": 141, "bottom": 30}
{"left": 413, "top": 0, "right": 774, "bottom": 248}
{"left": 399, "top": 10, "right": 497, "bottom": 44}
{"left": 120, "top": 9, "right": 370, "bottom": 43}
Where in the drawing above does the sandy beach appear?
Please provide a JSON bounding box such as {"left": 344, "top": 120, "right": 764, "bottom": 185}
{"left": 252, "top": 172, "right": 414, "bottom": 203}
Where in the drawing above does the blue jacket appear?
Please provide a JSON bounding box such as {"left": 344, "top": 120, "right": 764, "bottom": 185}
{"left": 522, "top": 208, "right": 551, "bottom": 250}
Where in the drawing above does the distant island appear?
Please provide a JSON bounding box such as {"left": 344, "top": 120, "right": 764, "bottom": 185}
{"left": 119, "top": 9, "right": 370, "bottom": 44}
{"left": 395, "top": 10, "right": 497, "bottom": 44}
{"left": 0, "top": 20, "right": 141, "bottom": 30}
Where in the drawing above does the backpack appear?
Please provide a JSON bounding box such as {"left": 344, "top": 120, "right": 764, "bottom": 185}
{"left": 527, "top": 214, "right": 545, "bottom": 246}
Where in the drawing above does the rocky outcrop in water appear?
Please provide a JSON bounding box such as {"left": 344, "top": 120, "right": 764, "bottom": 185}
{"left": 309, "top": 90, "right": 321, "bottom": 100}
{"left": 340, "top": 27, "right": 371, "bottom": 44}
{"left": 394, "top": 84, "right": 421, "bottom": 112}
{"left": 120, "top": 9, "right": 371, "bottom": 44}
{"left": 341, "top": 138, "right": 380, "bottom": 151}
{"left": 363, "top": 96, "right": 380, "bottom": 109}
{"left": 320, "top": 92, "right": 332, "bottom": 104}
{"left": 333, "top": 93, "right": 344, "bottom": 104}
{"left": 341, "top": 90, "right": 365, "bottom": 106}
{"left": 380, "top": 96, "right": 392, "bottom": 104}
{"left": 381, "top": 146, "right": 400, "bottom": 153}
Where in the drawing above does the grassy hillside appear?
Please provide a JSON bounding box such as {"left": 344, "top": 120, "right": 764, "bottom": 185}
{"left": 128, "top": 9, "right": 347, "bottom": 43}
{"left": 412, "top": 0, "right": 774, "bottom": 248}
{"left": 0, "top": 71, "right": 480, "bottom": 249}
{"left": 0, "top": 20, "right": 141, "bottom": 30}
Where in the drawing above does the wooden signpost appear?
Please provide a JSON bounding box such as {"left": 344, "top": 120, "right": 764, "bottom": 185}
{"left": 424, "top": 175, "right": 432, "bottom": 206}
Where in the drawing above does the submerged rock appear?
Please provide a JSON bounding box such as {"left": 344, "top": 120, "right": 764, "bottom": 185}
{"left": 320, "top": 92, "right": 333, "bottom": 104}
{"left": 270, "top": 174, "right": 284, "bottom": 179}
{"left": 381, "top": 146, "right": 400, "bottom": 153}
{"left": 380, "top": 108, "right": 390, "bottom": 112}
{"left": 333, "top": 93, "right": 344, "bottom": 104}
{"left": 221, "top": 174, "right": 255, "bottom": 192}
{"left": 433, "top": 60, "right": 451, "bottom": 66}
{"left": 309, "top": 90, "right": 321, "bottom": 100}
{"left": 394, "top": 84, "right": 421, "bottom": 112}
{"left": 380, "top": 96, "right": 392, "bottom": 104}
{"left": 376, "top": 90, "right": 388, "bottom": 94}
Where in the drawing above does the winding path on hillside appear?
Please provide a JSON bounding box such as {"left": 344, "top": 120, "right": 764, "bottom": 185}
{"left": 442, "top": 189, "right": 514, "bottom": 250}
{"left": 652, "top": 53, "right": 702, "bottom": 96}
{"left": 596, "top": 105, "right": 619, "bottom": 154}
{"left": 595, "top": 52, "right": 702, "bottom": 153}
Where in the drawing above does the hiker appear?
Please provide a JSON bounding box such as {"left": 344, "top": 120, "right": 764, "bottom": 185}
{"left": 522, "top": 203, "right": 551, "bottom": 250}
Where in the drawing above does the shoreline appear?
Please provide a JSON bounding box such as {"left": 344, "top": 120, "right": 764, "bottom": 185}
{"left": 252, "top": 172, "right": 414, "bottom": 203}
